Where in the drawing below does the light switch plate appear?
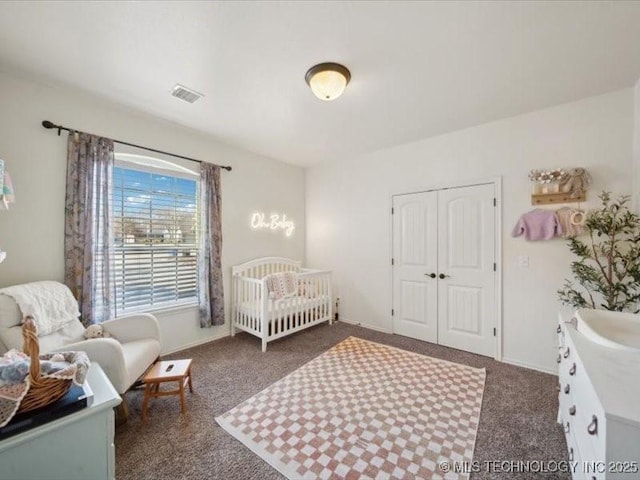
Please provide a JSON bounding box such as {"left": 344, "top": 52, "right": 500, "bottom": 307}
{"left": 518, "top": 255, "right": 529, "bottom": 268}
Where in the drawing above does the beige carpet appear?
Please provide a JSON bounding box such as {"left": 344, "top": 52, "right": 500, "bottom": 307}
{"left": 115, "top": 322, "right": 569, "bottom": 480}
{"left": 216, "top": 337, "right": 485, "bottom": 480}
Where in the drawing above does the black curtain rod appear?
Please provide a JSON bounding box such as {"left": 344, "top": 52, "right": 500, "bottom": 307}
{"left": 41, "top": 120, "right": 232, "bottom": 171}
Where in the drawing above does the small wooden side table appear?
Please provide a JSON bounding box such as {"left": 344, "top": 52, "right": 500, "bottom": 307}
{"left": 142, "top": 359, "right": 193, "bottom": 421}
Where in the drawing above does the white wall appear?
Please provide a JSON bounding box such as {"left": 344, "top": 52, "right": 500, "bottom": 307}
{"left": 0, "top": 70, "right": 305, "bottom": 354}
{"left": 306, "top": 89, "right": 633, "bottom": 373}
{"left": 634, "top": 77, "right": 640, "bottom": 213}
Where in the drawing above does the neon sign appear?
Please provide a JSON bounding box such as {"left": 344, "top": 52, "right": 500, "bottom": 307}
{"left": 251, "top": 212, "right": 295, "bottom": 237}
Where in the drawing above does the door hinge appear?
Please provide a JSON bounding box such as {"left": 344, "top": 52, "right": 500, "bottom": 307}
{"left": 493, "top": 197, "right": 497, "bottom": 207}
{"left": 493, "top": 262, "right": 496, "bottom": 272}
{"left": 391, "top": 258, "right": 395, "bottom": 266}
{"left": 391, "top": 207, "right": 394, "bottom": 215}
{"left": 391, "top": 309, "right": 395, "bottom": 316}
{"left": 493, "top": 327, "right": 497, "bottom": 336}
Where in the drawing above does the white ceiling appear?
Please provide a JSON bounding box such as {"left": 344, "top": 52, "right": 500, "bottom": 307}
{"left": 1, "top": 1, "right": 640, "bottom": 167}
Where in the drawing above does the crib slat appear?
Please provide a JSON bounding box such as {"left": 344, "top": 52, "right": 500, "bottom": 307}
{"left": 247, "top": 282, "right": 251, "bottom": 331}
{"left": 322, "top": 276, "right": 327, "bottom": 319}
{"left": 258, "top": 282, "right": 261, "bottom": 332}
{"left": 279, "top": 302, "right": 284, "bottom": 335}
{"left": 252, "top": 282, "right": 256, "bottom": 332}
{"left": 292, "top": 296, "right": 296, "bottom": 330}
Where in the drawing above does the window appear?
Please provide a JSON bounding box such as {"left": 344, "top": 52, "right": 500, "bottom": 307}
{"left": 112, "top": 163, "right": 199, "bottom": 314}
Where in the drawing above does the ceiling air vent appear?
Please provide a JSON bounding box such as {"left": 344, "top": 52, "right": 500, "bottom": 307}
{"left": 171, "top": 84, "right": 204, "bottom": 103}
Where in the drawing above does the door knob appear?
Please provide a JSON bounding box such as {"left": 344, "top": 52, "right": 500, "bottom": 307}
{"left": 439, "top": 273, "right": 450, "bottom": 279}
{"left": 587, "top": 415, "right": 598, "bottom": 435}
{"left": 424, "top": 273, "right": 436, "bottom": 278}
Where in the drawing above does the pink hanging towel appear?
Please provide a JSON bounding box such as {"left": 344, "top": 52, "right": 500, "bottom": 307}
{"left": 512, "top": 209, "right": 563, "bottom": 241}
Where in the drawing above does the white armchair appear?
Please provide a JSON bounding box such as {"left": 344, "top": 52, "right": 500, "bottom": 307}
{"left": 51, "top": 313, "right": 161, "bottom": 394}
{"left": 0, "top": 282, "right": 161, "bottom": 396}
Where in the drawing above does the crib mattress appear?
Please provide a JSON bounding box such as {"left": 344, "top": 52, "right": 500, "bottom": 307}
{"left": 238, "top": 295, "right": 330, "bottom": 318}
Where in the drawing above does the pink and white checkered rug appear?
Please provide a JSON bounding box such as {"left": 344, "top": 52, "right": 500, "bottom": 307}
{"left": 216, "top": 337, "right": 485, "bottom": 480}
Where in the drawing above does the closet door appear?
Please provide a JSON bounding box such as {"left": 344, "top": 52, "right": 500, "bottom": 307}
{"left": 437, "top": 184, "right": 496, "bottom": 357}
{"left": 392, "top": 192, "right": 438, "bottom": 343}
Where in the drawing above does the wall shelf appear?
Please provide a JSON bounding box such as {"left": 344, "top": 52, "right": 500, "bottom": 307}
{"left": 531, "top": 192, "right": 586, "bottom": 205}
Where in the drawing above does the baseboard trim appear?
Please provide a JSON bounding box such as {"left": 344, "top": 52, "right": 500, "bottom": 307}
{"left": 337, "top": 318, "right": 393, "bottom": 334}
{"left": 162, "top": 330, "right": 230, "bottom": 356}
{"left": 502, "top": 356, "right": 557, "bottom": 376}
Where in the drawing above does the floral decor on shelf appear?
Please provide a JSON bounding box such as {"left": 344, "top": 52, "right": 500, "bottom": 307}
{"left": 528, "top": 168, "right": 565, "bottom": 194}
{"left": 528, "top": 167, "right": 591, "bottom": 197}
{"left": 529, "top": 168, "right": 565, "bottom": 184}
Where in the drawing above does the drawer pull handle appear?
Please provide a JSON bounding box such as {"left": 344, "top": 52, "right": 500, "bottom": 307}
{"left": 557, "top": 354, "right": 561, "bottom": 364}
{"left": 569, "top": 363, "right": 576, "bottom": 375}
{"left": 563, "top": 348, "right": 570, "bottom": 358}
{"left": 569, "top": 447, "right": 574, "bottom": 461}
{"left": 587, "top": 415, "right": 598, "bottom": 435}
{"left": 557, "top": 325, "right": 562, "bottom": 334}
{"left": 569, "top": 405, "right": 576, "bottom": 416}
{"left": 564, "top": 384, "right": 570, "bottom": 394}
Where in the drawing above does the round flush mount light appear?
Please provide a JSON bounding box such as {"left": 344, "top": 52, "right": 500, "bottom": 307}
{"left": 305, "top": 62, "right": 351, "bottom": 101}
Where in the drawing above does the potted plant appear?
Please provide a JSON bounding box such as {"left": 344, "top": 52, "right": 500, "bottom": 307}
{"left": 558, "top": 192, "right": 640, "bottom": 313}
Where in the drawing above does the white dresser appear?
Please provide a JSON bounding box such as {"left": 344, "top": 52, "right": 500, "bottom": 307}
{"left": 557, "top": 314, "right": 640, "bottom": 480}
{"left": 0, "top": 363, "right": 121, "bottom": 480}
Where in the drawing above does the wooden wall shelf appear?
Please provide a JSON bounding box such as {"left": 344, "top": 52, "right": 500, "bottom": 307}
{"left": 531, "top": 192, "right": 586, "bottom": 205}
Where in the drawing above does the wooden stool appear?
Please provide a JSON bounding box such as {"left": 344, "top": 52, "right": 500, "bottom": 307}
{"left": 142, "top": 359, "right": 193, "bottom": 421}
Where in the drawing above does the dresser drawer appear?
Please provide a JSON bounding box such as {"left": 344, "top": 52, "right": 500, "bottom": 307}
{"left": 563, "top": 352, "right": 606, "bottom": 461}
{"left": 564, "top": 419, "right": 585, "bottom": 480}
{"left": 565, "top": 417, "right": 607, "bottom": 480}
{"left": 557, "top": 321, "right": 567, "bottom": 350}
{"left": 572, "top": 372, "right": 606, "bottom": 460}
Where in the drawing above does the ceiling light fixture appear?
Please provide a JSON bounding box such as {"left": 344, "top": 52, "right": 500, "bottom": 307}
{"left": 305, "top": 62, "right": 351, "bottom": 101}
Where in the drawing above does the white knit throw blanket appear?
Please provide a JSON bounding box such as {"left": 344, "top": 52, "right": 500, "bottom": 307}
{"left": 0, "top": 281, "right": 81, "bottom": 335}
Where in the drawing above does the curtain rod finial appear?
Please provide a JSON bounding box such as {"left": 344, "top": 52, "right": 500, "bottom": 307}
{"left": 42, "top": 120, "right": 55, "bottom": 129}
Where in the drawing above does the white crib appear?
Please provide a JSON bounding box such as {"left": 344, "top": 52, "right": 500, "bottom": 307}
{"left": 231, "top": 257, "right": 333, "bottom": 351}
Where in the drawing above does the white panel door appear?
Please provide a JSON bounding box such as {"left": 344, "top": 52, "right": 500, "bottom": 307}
{"left": 392, "top": 192, "right": 438, "bottom": 343}
{"left": 437, "top": 184, "right": 496, "bottom": 357}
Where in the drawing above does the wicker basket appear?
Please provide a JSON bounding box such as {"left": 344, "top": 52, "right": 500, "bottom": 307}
{"left": 16, "top": 316, "right": 73, "bottom": 414}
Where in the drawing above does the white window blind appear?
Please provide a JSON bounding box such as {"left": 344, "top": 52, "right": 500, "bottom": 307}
{"left": 112, "top": 165, "right": 199, "bottom": 314}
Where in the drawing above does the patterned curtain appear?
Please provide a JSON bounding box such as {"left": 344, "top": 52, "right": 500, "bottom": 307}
{"left": 64, "top": 133, "right": 115, "bottom": 325}
{"left": 198, "top": 162, "right": 224, "bottom": 327}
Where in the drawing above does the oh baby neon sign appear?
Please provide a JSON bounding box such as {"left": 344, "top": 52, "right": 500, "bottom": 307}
{"left": 251, "top": 212, "right": 295, "bottom": 237}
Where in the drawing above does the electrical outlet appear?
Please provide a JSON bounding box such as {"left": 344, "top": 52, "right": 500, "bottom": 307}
{"left": 518, "top": 255, "right": 529, "bottom": 268}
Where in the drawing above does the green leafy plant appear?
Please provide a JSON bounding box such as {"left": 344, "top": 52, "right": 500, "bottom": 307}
{"left": 558, "top": 192, "right": 640, "bottom": 313}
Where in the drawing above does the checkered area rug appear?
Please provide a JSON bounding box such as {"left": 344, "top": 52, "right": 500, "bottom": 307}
{"left": 216, "top": 337, "right": 485, "bottom": 480}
